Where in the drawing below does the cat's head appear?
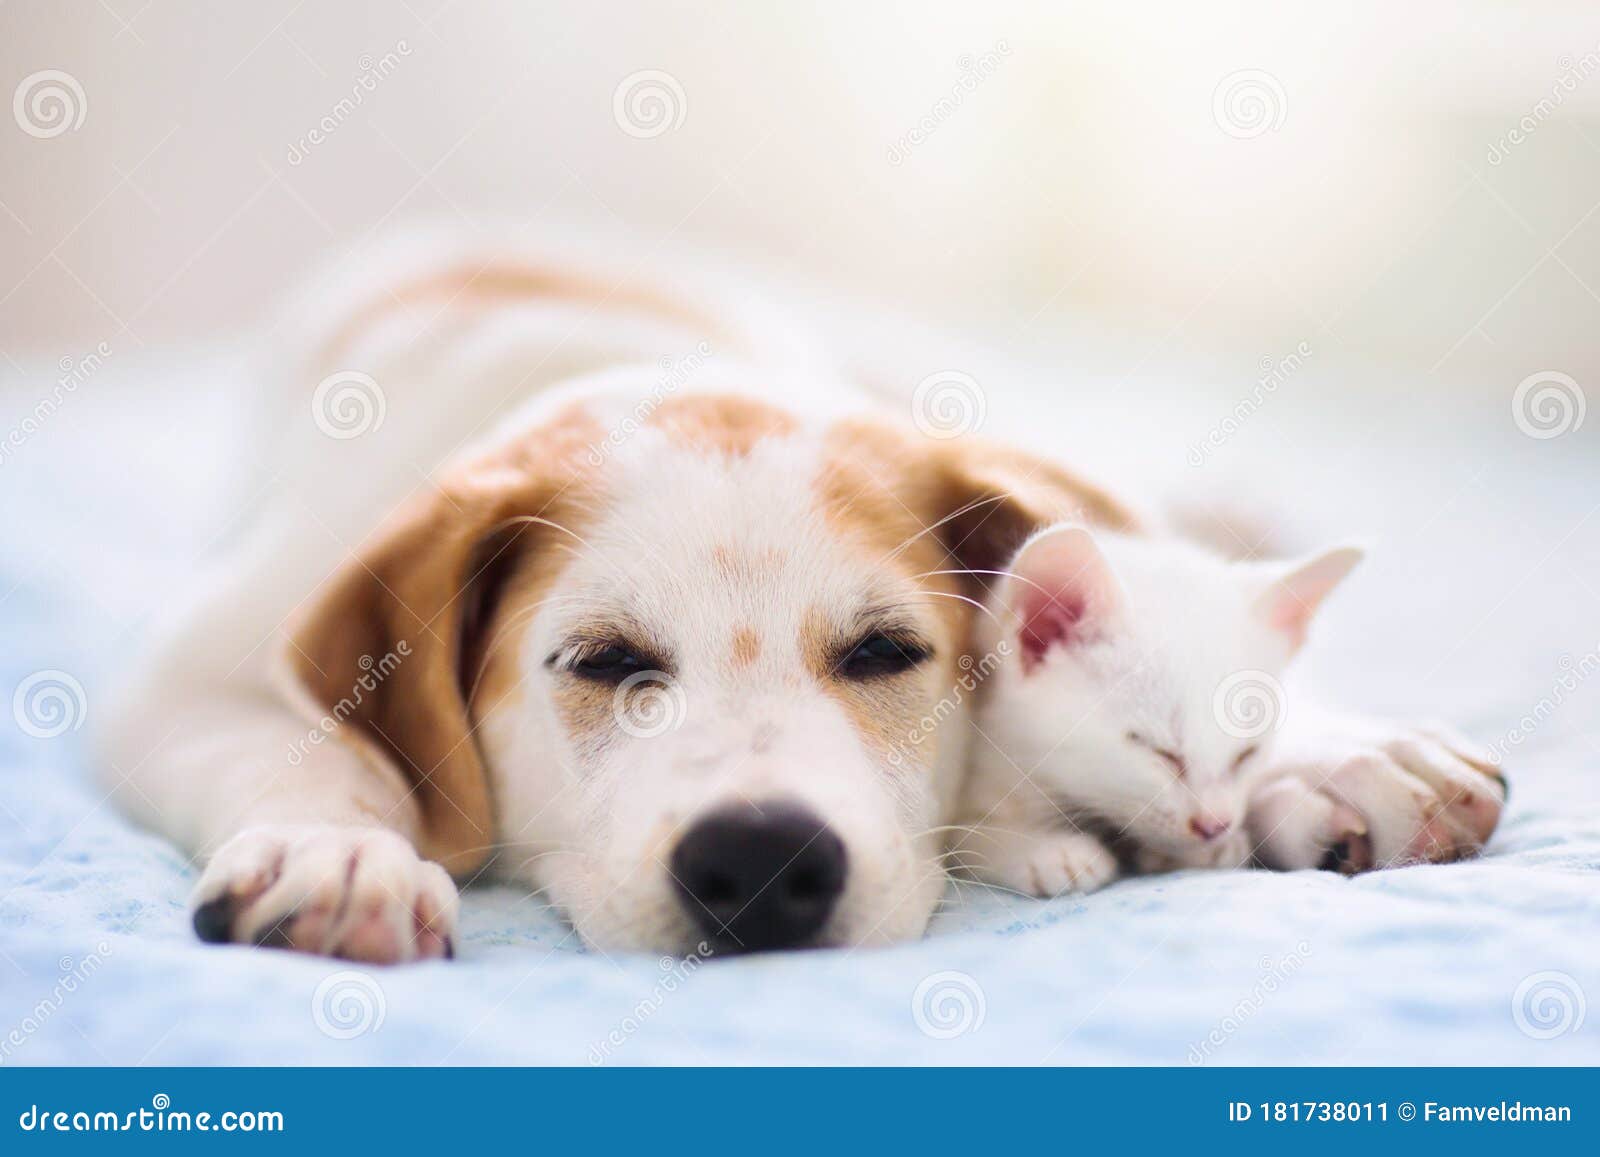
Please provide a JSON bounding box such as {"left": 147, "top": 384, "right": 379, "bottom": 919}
{"left": 979, "top": 524, "right": 1363, "bottom": 863}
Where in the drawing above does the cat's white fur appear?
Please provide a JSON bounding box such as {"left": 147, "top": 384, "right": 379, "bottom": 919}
{"left": 956, "top": 524, "right": 1504, "bottom": 896}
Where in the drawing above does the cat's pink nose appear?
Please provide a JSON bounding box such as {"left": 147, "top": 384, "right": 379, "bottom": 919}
{"left": 1188, "top": 813, "right": 1231, "bottom": 841}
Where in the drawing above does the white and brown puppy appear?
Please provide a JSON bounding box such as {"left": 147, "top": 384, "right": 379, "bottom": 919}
{"left": 98, "top": 237, "right": 1132, "bottom": 961}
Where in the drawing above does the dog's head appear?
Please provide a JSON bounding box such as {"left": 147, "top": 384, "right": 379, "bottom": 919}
{"left": 282, "top": 377, "right": 1130, "bottom": 953}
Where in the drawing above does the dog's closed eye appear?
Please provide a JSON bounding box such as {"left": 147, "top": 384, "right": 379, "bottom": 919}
{"left": 836, "top": 632, "right": 932, "bottom": 679}
{"left": 548, "top": 638, "right": 668, "bottom": 683}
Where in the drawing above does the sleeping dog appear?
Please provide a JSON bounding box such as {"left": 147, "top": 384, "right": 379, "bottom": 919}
{"left": 98, "top": 238, "right": 1504, "bottom": 960}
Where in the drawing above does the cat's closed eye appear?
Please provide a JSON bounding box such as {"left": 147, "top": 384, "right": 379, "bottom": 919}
{"left": 1126, "top": 731, "right": 1187, "bottom": 778}
{"left": 1231, "top": 744, "right": 1261, "bottom": 772}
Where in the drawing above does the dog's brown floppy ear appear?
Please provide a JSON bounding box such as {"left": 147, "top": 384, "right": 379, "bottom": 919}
{"left": 924, "top": 436, "right": 1143, "bottom": 579}
{"left": 279, "top": 416, "right": 596, "bottom": 875}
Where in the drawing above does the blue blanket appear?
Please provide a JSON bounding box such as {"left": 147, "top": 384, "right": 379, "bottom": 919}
{"left": 2, "top": 351, "right": 1596, "bottom": 1065}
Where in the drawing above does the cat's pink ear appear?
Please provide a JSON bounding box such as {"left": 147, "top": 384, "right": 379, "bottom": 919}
{"left": 1254, "top": 544, "right": 1365, "bottom": 650}
{"left": 1007, "top": 526, "right": 1123, "bottom": 672}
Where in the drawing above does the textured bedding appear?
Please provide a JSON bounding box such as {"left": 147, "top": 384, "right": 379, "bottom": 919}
{"left": 1, "top": 342, "right": 1596, "bottom": 1065}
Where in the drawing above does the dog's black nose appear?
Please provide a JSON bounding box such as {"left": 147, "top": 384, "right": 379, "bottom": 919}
{"left": 669, "top": 802, "right": 847, "bottom": 952}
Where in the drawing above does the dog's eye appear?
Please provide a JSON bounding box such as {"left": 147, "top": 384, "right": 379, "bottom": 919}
{"left": 839, "top": 633, "right": 930, "bottom": 679}
{"left": 1231, "top": 744, "right": 1261, "bottom": 772}
{"left": 570, "top": 645, "right": 648, "bottom": 682}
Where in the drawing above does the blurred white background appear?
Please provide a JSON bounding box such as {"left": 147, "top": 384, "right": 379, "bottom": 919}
{"left": 4, "top": 0, "right": 1600, "bottom": 391}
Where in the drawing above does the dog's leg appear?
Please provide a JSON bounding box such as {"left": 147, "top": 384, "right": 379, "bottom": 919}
{"left": 1247, "top": 705, "right": 1506, "bottom": 873}
{"left": 100, "top": 664, "right": 460, "bottom": 964}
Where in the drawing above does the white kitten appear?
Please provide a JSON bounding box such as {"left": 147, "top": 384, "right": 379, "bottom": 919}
{"left": 954, "top": 523, "right": 1363, "bottom": 897}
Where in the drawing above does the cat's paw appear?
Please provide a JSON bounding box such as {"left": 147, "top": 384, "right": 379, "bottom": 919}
{"left": 190, "top": 825, "right": 458, "bottom": 963}
{"left": 1249, "top": 718, "right": 1506, "bottom": 872}
{"left": 981, "top": 829, "right": 1120, "bottom": 898}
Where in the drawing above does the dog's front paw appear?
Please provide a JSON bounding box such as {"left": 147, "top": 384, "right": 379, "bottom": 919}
{"left": 980, "top": 829, "right": 1120, "bottom": 898}
{"left": 1249, "top": 718, "right": 1506, "bottom": 873}
{"left": 190, "top": 825, "right": 459, "bottom": 963}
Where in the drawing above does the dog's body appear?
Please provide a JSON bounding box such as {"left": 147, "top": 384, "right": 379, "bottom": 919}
{"left": 99, "top": 237, "right": 1137, "bottom": 958}
{"left": 100, "top": 237, "right": 1504, "bottom": 961}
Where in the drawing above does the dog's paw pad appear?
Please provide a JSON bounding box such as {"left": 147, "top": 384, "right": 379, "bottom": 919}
{"left": 190, "top": 825, "right": 459, "bottom": 964}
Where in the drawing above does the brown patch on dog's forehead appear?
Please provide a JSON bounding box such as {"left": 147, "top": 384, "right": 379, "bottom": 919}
{"left": 815, "top": 420, "right": 967, "bottom": 640}
{"left": 729, "top": 626, "right": 761, "bottom": 670}
{"left": 710, "top": 543, "right": 787, "bottom": 584}
{"left": 648, "top": 393, "right": 799, "bottom": 457}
